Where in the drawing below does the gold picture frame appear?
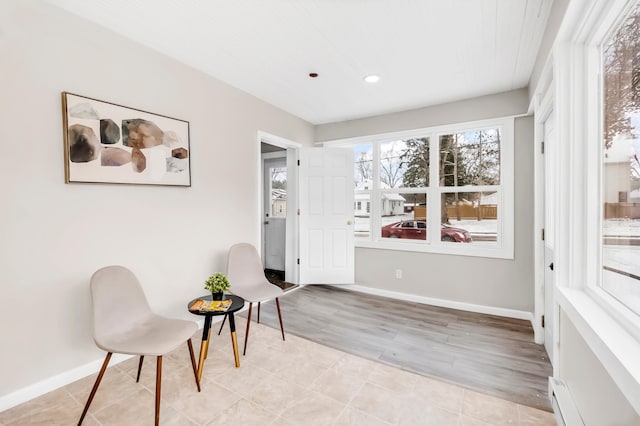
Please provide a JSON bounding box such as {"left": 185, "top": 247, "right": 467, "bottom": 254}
{"left": 62, "top": 92, "right": 191, "bottom": 186}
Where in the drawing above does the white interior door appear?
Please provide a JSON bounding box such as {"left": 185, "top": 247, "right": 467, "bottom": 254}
{"left": 543, "top": 112, "right": 556, "bottom": 363}
{"left": 299, "top": 147, "right": 355, "bottom": 284}
{"left": 263, "top": 156, "right": 287, "bottom": 271}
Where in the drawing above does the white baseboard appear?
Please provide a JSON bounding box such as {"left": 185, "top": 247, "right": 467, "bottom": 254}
{"left": 0, "top": 352, "right": 132, "bottom": 413}
{"left": 0, "top": 317, "right": 215, "bottom": 413}
{"left": 336, "top": 284, "right": 534, "bottom": 322}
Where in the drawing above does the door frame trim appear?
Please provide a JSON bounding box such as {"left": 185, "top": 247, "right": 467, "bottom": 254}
{"left": 257, "top": 131, "right": 301, "bottom": 284}
{"left": 262, "top": 153, "right": 286, "bottom": 271}
{"left": 532, "top": 62, "right": 555, "bottom": 348}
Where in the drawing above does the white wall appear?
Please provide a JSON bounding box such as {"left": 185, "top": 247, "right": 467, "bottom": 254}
{"left": 315, "top": 91, "right": 535, "bottom": 313}
{"left": 0, "top": 0, "right": 313, "bottom": 401}
{"left": 559, "top": 310, "right": 639, "bottom": 425}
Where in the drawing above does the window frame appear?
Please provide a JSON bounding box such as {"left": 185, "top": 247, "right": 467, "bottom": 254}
{"left": 579, "top": 0, "right": 640, "bottom": 340}
{"left": 594, "top": 0, "right": 640, "bottom": 321}
{"left": 323, "top": 117, "right": 514, "bottom": 260}
{"left": 550, "top": 0, "right": 640, "bottom": 413}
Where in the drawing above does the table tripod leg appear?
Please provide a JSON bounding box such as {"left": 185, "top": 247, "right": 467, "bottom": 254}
{"left": 228, "top": 313, "right": 240, "bottom": 368}
{"left": 196, "top": 340, "right": 208, "bottom": 382}
{"left": 204, "top": 327, "right": 212, "bottom": 359}
{"left": 197, "top": 316, "right": 212, "bottom": 382}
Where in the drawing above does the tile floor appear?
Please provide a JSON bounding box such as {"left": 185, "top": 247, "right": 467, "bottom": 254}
{"left": 0, "top": 317, "right": 556, "bottom": 425}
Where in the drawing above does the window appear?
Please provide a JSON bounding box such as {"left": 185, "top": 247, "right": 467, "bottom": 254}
{"left": 601, "top": 1, "right": 640, "bottom": 316}
{"left": 549, "top": 0, "right": 640, "bottom": 407}
{"left": 270, "top": 166, "right": 287, "bottom": 218}
{"left": 332, "top": 117, "right": 513, "bottom": 259}
{"left": 439, "top": 129, "right": 501, "bottom": 245}
{"left": 378, "top": 137, "right": 430, "bottom": 242}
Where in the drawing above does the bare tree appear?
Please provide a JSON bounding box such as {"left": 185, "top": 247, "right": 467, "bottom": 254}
{"left": 604, "top": 3, "right": 640, "bottom": 149}
{"left": 355, "top": 150, "right": 372, "bottom": 186}
{"left": 271, "top": 167, "right": 286, "bottom": 189}
{"left": 380, "top": 140, "right": 407, "bottom": 188}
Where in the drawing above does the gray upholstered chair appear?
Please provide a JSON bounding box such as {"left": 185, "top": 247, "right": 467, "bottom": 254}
{"left": 218, "top": 243, "right": 285, "bottom": 355}
{"left": 78, "top": 265, "right": 200, "bottom": 426}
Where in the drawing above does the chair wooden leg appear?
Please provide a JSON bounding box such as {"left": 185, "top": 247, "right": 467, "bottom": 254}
{"left": 276, "top": 297, "right": 285, "bottom": 341}
{"left": 217, "top": 314, "right": 227, "bottom": 335}
{"left": 243, "top": 302, "right": 253, "bottom": 356}
{"left": 257, "top": 302, "right": 261, "bottom": 324}
{"left": 136, "top": 355, "right": 144, "bottom": 382}
{"left": 155, "top": 356, "right": 162, "bottom": 426}
{"left": 187, "top": 339, "right": 200, "bottom": 392}
{"left": 78, "top": 352, "right": 112, "bottom": 425}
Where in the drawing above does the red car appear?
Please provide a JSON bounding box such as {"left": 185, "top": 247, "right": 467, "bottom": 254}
{"left": 381, "top": 220, "right": 472, "bottom": 242}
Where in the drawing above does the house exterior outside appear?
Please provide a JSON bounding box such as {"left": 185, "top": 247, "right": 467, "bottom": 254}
{"left": 604, "top": 134, "right": 640, "bottom": 219}
{"left": 271, "top": 188, "right": 286, "bottom": 218}
{"left": 354, "top": 180, "right": 405, "bottom": 216}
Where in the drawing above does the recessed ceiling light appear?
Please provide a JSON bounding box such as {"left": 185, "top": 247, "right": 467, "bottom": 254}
{"left": 364, "top": 74, "right": 380, "bottom": 83}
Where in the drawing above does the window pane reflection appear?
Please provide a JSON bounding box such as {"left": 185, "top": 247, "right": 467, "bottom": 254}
{"left": 601, "top": 2, "right": 640, "bottom": 315}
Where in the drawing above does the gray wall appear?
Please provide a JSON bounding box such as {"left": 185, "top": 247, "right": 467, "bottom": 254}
{"left": 315, "top": 88, "right": 529, "bottom": 141}
{"left": 316, "top": 91, "right": 535, "bottom": 313}
{"left": 559, "top": 310, "right": 639, "bottom": 425}
{"left": 0, "top": 0, "right": 313, "bottom": 400}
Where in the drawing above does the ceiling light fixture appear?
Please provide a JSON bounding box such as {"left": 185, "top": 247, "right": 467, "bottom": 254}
{"left": 364, "top": 74, "right": 380, "bottom": 83}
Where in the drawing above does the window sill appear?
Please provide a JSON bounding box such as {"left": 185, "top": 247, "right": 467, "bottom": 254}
{"left": 355, "top": 239, "right": 514, "bottom": 260}
{"left": 557, "top": 287, "right": 640, "bottom": 414}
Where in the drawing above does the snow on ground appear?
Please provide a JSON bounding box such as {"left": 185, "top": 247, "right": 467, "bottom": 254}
{"left": 603, "top": 218, "right": 640, "bottom": 237}
{"left": 447, "top": 219, "right": 497, "bottom": 234}
{"left": 603, "top": 246, "right": 640, "bottom": 316}
{"left": 604, "top": 246, "right": 640, "bottom": 275}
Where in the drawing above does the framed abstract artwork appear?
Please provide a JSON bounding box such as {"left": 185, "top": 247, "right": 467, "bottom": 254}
{"left": 61, "top": 92, "right": 191, "bottom": 186}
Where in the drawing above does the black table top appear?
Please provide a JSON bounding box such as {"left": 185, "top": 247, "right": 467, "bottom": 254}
{"left": 187, "top": 294, "right": 244, "bottom": 316}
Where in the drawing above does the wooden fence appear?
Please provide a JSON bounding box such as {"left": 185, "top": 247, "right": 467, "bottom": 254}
{"left": 413, "top": 205, "right": 497, "bottom": 220}
{"left": 604, "top": 203, "right": 640, "bottom": 219}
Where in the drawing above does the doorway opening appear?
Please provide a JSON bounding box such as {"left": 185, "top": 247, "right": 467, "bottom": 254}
{"left": 262, "top": 145, "right": 287, "bottom": 282}
{"left": 258, "top": 132, "right": 301, "bottom": 287}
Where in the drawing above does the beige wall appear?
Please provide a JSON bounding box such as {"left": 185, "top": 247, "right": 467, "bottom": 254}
{"left": 316, "top": 91, "right": 535, "bottom": 313}
{"left": 559, "top": 310, "right": 639, "bottom": 425}
{"left": 0, "top": 0, "right": 313, "bottom": 400}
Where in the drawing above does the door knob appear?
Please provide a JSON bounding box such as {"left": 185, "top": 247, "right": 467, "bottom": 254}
{"left": 347, "top": 220, "right": 353, "bottom": 225}
{"left": 549, "top": 262, "right": 554, "bottom": 271}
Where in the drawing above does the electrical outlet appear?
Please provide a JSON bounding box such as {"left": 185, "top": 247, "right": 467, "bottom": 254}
{"left": 395, "top": 269, "right": 402, "bottom": 279}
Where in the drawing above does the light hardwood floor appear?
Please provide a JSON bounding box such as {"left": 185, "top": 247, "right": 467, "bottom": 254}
{"left": 0, "top": 316, "right": 555, "bottom": 425}
{"left": 255, "top": 285, "right": 553, "bottom": 411}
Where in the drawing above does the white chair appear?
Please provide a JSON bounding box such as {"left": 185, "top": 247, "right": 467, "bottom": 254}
{"left": 219, "top": 243, "right": 285, "bottom": 355}
{"left": 78, "top": 265, "right": 200, "bottom": 426}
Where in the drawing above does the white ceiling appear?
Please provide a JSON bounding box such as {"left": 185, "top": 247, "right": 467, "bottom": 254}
{"left": 46, "top": 0, "right": 553, "bottom": 125}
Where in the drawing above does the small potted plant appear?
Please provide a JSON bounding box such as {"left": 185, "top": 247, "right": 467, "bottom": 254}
{"left": 204, "top": 272, "right": 230, "bottom": 300}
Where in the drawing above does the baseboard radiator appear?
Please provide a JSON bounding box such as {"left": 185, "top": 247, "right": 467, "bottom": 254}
{"left": 549, "top": 378, "right": 584, "bottom": 426}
